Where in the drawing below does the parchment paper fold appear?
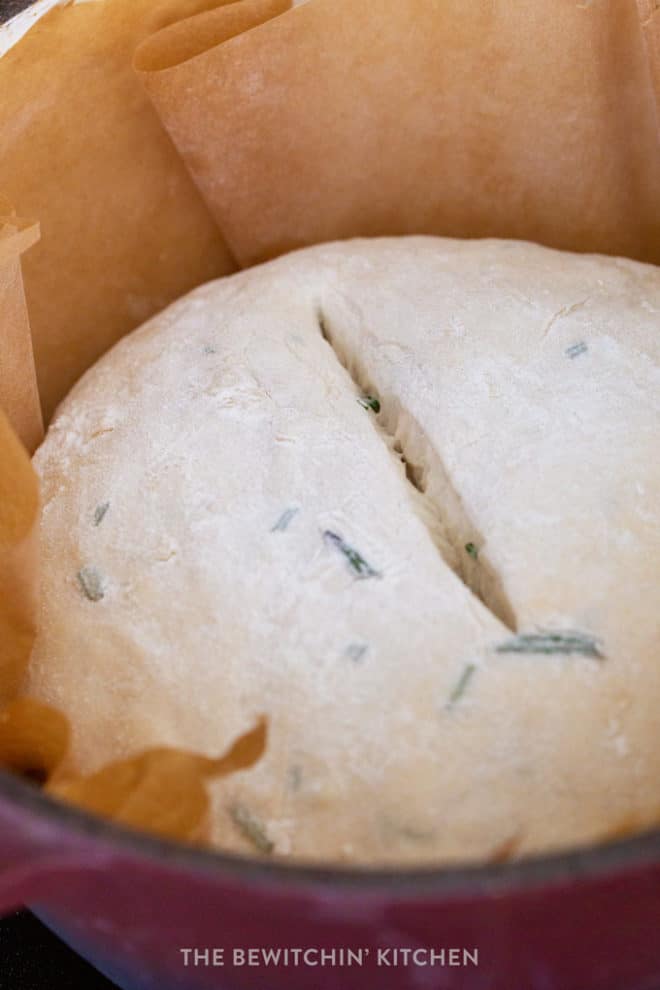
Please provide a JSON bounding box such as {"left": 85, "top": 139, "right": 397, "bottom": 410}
{"left": 136, "top": 0, "right": 660, "bottom": 271}
{"left": 0, "top": 198, "right": 41, "bottom": 453}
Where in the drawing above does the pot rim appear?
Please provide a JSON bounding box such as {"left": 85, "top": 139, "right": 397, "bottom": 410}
{"left": 2, "top": 769, "right": 659, "bottom": 897}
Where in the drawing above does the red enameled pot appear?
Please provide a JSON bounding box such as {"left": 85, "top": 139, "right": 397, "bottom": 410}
{"left": 1, "top": 768, "right": 660, "bottom": 990}
{"left": 2, "top": 2, "right": 660, "bottom": 987}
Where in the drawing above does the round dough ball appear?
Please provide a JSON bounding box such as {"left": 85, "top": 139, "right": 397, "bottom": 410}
{"left": 29, "top": 237, "right": 660, "bottom": 864}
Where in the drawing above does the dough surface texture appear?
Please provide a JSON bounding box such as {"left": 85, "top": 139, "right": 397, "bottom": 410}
{"left": 29, "top": 237, "right": 660, "bottom": 864}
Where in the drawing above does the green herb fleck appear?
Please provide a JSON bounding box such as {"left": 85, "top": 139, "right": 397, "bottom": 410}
{"left": 396, "top": 823, "right": 436, "bottom": 842}
{"left": 496, "top": 629, "right": 603, "bottom": 659}
{"left": 287, "top": 765, "right": 303, "bottom": 792}
{"left": 357, "top": 395, "right": 381, "bottom": 414}
{"left": 77, "top": 566, "right": 105, "bottom": 602}
{"left": 93, "top": 502, "right": 110, "bottom": 527}
{"left": 203, "top": 345, "right": 216, "bottom": 355}
{"left": 464, "top": 542, "right": 479, "bottom": 561}
{"left": 229, "top": 804, "right": 274, "bottom": 854}
{"left": 345, "top": 643, "right": 368, "bottom": 663}
{"left": 323, "top": 531, "right": 381, "bottom": 579}
{"left": 271, "top": 507, "right": 299, "bottom": 532}
{"left": 446, "top": 663, "right": 477, "bottom": 708}
{"left": 565, "top": 341, "right": 588, "bottom": 359}
{"left": 381, "top": 815, "right": 435, "bottom": 843}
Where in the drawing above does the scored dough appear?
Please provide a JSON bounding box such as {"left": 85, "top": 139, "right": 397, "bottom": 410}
{"left": 28, "top": 237, "right": 660, "bottom": 864}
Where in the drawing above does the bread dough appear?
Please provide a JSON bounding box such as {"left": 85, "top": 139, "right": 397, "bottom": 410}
{"left": 28, "top": 237, "right": 660, "bottom": 864}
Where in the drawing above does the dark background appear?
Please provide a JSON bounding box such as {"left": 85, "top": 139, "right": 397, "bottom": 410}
{"left": 0, "top": 912, "right": 117, "bottom": 989}
{"left": 0, "top": 0, "right": 32, "bottom": 21}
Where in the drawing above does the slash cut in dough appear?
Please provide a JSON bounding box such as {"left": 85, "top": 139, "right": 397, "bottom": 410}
{"left": 29, "top": 238, "right": 660, "bottom": 864}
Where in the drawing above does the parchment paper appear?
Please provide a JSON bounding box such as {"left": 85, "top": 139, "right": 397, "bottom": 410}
{"left": 0, "top": 407, "right": 39, "bottom": 707}
{"left": 136, "top": 0, "right": 660, "bottom": 271}
{"left": 0, "top": 0, "right": 236, "bottom": 424}
{"left": 0, "top": 197, "right": 42, "bottom": 453}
